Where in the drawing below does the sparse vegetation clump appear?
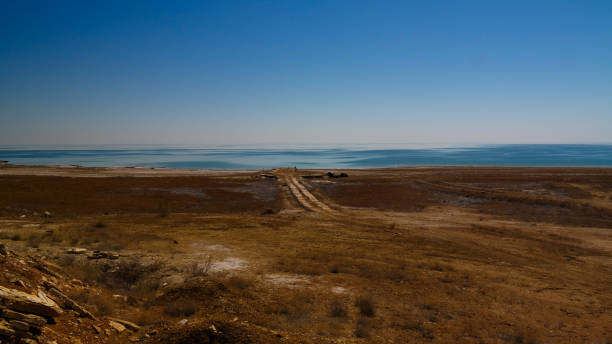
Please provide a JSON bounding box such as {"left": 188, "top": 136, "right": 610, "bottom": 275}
{"left": 158, "top": 198, "right": 170, "bottom": 217}
{"left": 164, "top": 298, "right": 197, "bottom": 317}
{"left": 354, "top": 295, "right": 376, "bottom": 317}
{"left": 329, "top": 298, "right": 348, "bottom": 318}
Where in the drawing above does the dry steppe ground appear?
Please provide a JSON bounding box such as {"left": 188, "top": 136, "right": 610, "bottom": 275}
{"left": 0, "top": 165, "right": 611, "bottom": 343}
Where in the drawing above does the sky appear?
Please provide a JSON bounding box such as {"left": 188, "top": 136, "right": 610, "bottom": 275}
{"left": 1, "top": 1, "right": 611, "bottom": 145}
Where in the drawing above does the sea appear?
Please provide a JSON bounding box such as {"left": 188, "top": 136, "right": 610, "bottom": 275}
{"left": 1, "top": 144, "right": 611, "bottom": 170}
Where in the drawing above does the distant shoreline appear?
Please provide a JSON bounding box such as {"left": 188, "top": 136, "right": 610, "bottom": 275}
{"left": 1, "top": 163, "right": 611, "bottom": 178}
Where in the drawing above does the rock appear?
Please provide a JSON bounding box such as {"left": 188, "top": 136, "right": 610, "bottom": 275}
{"left": 21, "top": 339, "right": 38, "bottom": 344}
{"left": 129, "top": 336, "right": 140, "bottom": 342}
{"left": 87, "top": 251, "right": 119, "bottom": 260}
{"left": 0, "top": 318, "right": 16, "bottom": 336}
{"left": 109, "top": 320, "right": 126, "bottom": 332}
{"left": 70, "top": 279, "right": 84, "bottom": 286}
{"left": 178, "top": 318, "right": 188, "bottom": 326}
{"left": 112, "top": 294, "right": 127, "bottom": 302}
{"left": 0, "top": 286, "right": 63, "bottom": 318}
{"left": 47, "top": 287, "right": 97, "bottom": 320}
{"left": 11, "top": 279, "right": 27, "bottom": 288}
{"left": 92, "top": 324, "right": 102, "bottom": 334}
{"left": 43, "top": 211, "right": 52, "bottom": 218}
{"left": 105, "top": 329, "right": 111, "bottom": 336}
{"left": 9, "top": 319, "right": 31, "bottom": 332}
{"left": 67, "top": 248, "right": 87, "bottom": 255}
{"left": 0, "top": 244, "right": 7, "bottom": 255}
{"left": 1, "top": 308, "right": 47, "bottom": 327}
{"left": 106, "top": 317, "right": 140, "bottom": 331}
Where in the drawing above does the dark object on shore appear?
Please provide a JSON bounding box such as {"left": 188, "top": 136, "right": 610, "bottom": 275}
{"left": 259, "top": 174, "right": 278, "bottom": 180}
{"left": 327, "top": 172, "right": 348, "bottom": 178}
{"left": 302, "top": 175, "right": 324, "bottom": 179}
{"left": 302, "top": 172, "right": 349, "bottom": 179}
{"left": 261, "top": 208, "right": 275, "bottom": 215}
{"left": 87, "top": 250, "right": 119, "bottom": 260}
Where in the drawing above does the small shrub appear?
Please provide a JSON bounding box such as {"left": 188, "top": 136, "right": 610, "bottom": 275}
{"left": 164, "top": 299, "right": 197, "bottom": 317}
{"left": 93, "top": 221, "right": 106, "bottom": 228}
{"left": 189, "top": 256, "right": 212, "bottom": 277}
{"left": 329, "top": 298, "right": 348, "bottom": 318}
{"left": 27, "top": 233, "right": 42, "bottom": 248}
{"left": 261, "top": 208, "right": 275, "bottom": 215}
{"left": 354, "top": 317, "right": 371, "bottom": 338}
{"left": 107, "top": 260, "right": 163, "bottom": 289}
{"left": 10, "top": 234, "right": 22, "bottom": 241}
{"left": 88, "top": 294, "right": 115, "bottom": 316}
{"left": 354, "top": 295, "right": 376, "bottom": 317}
{"left": 225, "top": 275, "right": 254, "bottom": 291}
{"left": 158, "top": 199, "right": 170, "bottom": 218}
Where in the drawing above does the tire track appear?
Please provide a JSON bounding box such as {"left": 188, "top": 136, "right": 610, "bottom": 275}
{"left": 290, "top": 177, "right": 334, "bottom": 212}
{"left": 278, "top": 170, "right": 337, "bottom": 215}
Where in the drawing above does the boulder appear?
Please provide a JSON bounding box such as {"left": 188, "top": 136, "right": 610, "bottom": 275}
{"left": 0, "top": 308, "right": 47, "bottom": 327}
{"left": 107, "top": 317, "right": 140, "bottom": 331}
{"left": 0, "top": 286, "right": 63, "bottom": 318}
{"left": 0, "top": 318, "right": 16, "bottom": 337}
{"left": 109, "top": 320, "right": 126, "bottom": 333}
{"left": 8, "top": 319, "right": 30, "bottom": 332}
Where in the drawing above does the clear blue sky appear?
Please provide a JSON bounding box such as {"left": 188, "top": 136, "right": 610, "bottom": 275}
{"left": 1, "top": 1, "right": 611, "bottom": 145}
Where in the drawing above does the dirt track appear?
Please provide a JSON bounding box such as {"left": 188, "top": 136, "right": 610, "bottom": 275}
{"left": 274, "top": 168, "right": 337, "bottom": 215}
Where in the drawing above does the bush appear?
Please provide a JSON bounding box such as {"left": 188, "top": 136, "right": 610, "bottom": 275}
{"left": 354, "top": 317, "right": 372, "bottom": 338}
{"left": 189, "top": 256, "right": 212, "bottom": 277}
{"left": 164, "top": 299, "right": 197, "bottom": 317}
{"left": 354, "top": 295, "right": 376, "bottom": 317}
{"left": 329, "top": 298, "right": 348, "bottom": 318}
{"left": 158, "top": 199, "right": 170, "bottom": 218}
{"left": 225, "top": 275, "right": 254, "bottom": 291}
{"left": 27, "top": 233, "right": 42, "bottom": 248}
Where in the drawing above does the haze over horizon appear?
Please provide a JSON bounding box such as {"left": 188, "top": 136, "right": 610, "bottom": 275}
{"left": 1, "top": 1, "right": 611, "bottom": 146}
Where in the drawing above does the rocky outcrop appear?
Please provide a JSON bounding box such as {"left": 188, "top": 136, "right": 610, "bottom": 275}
{"left": 0, "top": 286, "right": 61, "bottom": 342}
{"left": 0, "top": 286, "right": 62, "bottom": 318}
{"left": 107, "top": 317, "right": 140, "bottom": 331}
{"left": 46, "top": 285, "right": 97, "bottom": 320}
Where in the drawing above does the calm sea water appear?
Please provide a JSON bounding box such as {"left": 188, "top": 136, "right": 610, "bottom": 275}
{"left": 1, "top": 144, "right": 611, "bottom": 169}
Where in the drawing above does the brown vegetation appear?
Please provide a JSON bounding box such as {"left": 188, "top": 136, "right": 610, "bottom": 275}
{"left": 0, "top": 166, "right": 611, "bottom": 343}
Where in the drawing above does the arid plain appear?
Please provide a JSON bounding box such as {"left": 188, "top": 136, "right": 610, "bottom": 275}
{"left": 0, "top": 164, "right": 611, "bottom": 343}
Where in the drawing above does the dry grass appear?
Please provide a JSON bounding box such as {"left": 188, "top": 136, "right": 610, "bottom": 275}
{"left": 0, "top": 167, "right": 611, "bottom": 343}
{"left": 164, "top": 298, "right": 197, "bottom": 317}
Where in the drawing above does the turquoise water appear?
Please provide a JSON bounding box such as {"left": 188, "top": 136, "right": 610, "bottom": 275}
{"left": 1, "top": 144, "right": 611, "bottom": 169}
